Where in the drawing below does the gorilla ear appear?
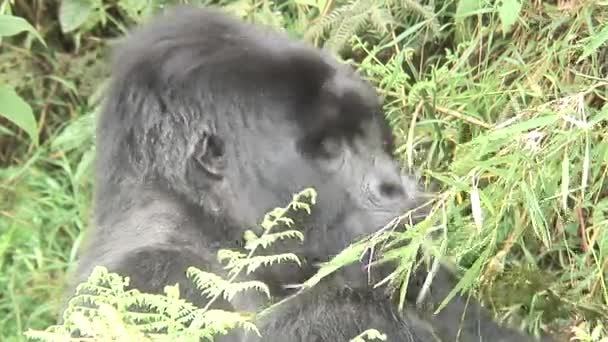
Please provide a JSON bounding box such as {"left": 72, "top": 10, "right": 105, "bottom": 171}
{"left": 194, "top": 133, "right": 226, "bottom": 178}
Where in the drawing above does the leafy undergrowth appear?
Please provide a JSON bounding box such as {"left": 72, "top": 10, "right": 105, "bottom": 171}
{"left": 1, "top": 0, "right": 607, "bottom": 341}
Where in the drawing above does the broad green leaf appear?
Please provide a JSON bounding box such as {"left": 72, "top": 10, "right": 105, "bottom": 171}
{"left": 455, "top": 0, "right": 482, "bottom": 22}
{"left": 0, "top": 85, "right": 38, "bottom": 145}
{"left": 0, "top": 14, "right": 45, "bottom": 45}
{"left": 580, "top": 24, "right": 608, "bottom": 61}
{"left": 59, "top": 0, "right": 95, "bottom": 33}
{"left": 51, "top": 111, "right": 94, "bottom": 152}
{"left": 498, "top": 0, "right": 522, "bottom": 33}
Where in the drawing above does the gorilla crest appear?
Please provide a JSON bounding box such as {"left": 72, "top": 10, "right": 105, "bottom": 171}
{"left": 66, "top": 6, "right": 550, "bottom": 342}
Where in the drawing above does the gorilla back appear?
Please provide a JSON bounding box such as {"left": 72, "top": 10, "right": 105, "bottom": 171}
{"left": 66, "top": 6, "right": 550, "bottom": 342}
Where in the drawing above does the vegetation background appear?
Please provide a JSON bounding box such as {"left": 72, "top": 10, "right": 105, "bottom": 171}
{"left": 0, "top": 0, "right": 607, "bottom": 341}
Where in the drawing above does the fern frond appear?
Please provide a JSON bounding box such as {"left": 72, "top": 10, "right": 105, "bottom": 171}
{"left": 326, "top": 13, "right": 369, "bottom": 51}
{"left": 304, "top": 0, "right": 356, "bottom": 41}
{"left": 350, "top": 328, "right": 388, "bottom": 342}
{"left": 368, "top": 7, "right": 394, "bottom": 33}
{"left": 222, "top": 280, "right": 271, "bottom": 301}
{"left": 259, "top": 187, "right": 316, "bottom": 231}
{"left": 390, "top": 0, "right": 439, "bottom": 33}
{"left": 245, "top": 230, "right": 305, "bottom": 250}
{"left": 216, "top": 249, "right": 247, "bottom": 267}
{"left": 245, "top": 253, "right": 302, "bottom": 274}
{"left": 392, "top": 0, "right": 435, "bottom": 22}
{"left": 188, "top": 309, "right": 260, "bottom": 337}
{"left": 289, "top": 188, "right": 317, "bottom": 211}
{"left": 187, "top": 268, "right": 231, "bottom": 299}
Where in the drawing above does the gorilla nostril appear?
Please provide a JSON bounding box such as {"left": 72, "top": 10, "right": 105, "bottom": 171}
{"left": 379, "top": 182, "right": 405, "bottom": 198}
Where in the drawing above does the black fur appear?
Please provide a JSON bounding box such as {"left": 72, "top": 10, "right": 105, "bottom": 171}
{"left": 65, "top": 6, "right": 549, "bottom": 342}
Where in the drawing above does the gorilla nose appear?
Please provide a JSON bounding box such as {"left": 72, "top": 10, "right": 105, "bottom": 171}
{"left": 379, "top": 181, "right": 405, "bottom": 199}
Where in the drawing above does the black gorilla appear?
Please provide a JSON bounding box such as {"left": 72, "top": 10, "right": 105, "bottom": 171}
{"left": 66, "top": 6, "right": 549, "bottom": 342}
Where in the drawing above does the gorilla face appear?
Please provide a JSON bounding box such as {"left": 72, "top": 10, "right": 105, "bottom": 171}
{"left": 178, "top": 58, "right": 423, "bottom": 284}
{"left": 269, "top": 109, "right": 420, "bottom": 262}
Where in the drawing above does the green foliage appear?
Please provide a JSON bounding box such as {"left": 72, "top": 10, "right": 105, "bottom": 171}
{"left": 580, "top": 23, "right": 608, "bottom": 61}
{"left": 304, "top": 0, "right": 439, "bottom": 51}
{"left": 497, "top": 0, "right": 523, "bottom": 33}
{"left": 348, "top": 1, "right": 608, "bottom": 337}
{"left": 1, "top": 0, "right": 608, "bottom": 341}
{"left": 59, "top": 0, "right": 99, "bottom": 33}
{"left": 0, "top": 85, "right": 39, "bottom": 146}
{"left": 24, "top": 188, "right": 317, "bottom": 342}
{"left": 455, "top": 0, "right": 483, "bottom": 23}
{"left": 0, "top": 15, "right": 45, "bottom": 44}
{"left": 350, "top": 328, "right": 388, "bottom": 342}
{"left": 0, "top": 14, "right": 45, "bottom": 147}
{"left": 572, "top": 321, "right": 608, "bottom": 342}
{"left": 25, "top": 266, "right": 259, "bottom": 341}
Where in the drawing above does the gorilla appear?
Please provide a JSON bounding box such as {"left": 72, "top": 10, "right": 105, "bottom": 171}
{"left": 65, "top": 5, "right": 550, "bottom": 342}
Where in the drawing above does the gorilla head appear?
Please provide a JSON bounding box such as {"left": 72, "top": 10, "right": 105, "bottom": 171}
{"left": 91, "top": 6, "right": 425, "bottom": 289}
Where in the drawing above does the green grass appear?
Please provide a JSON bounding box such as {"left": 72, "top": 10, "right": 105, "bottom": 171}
{"left": 1, "top": 0, "right": 607, "bottom": 341}
{"left": 0, "top": 132, "right": 94, "bottom": 341}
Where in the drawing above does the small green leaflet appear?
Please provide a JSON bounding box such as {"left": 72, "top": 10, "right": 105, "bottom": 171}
{"left": 59, "top": 0, "right": 95, "bottom": 33}
{"left": 456, "top": 0, "right": 483, "bottom": 22}
{"left": 579, "top": 24, "right": 608, "bottom": 61}
{"left": 0, "top": 14, "right": 45, "bottom": 45}
{"left": 0, "top": 85, "right": 39, "bottom": 146}
{"left": 498, "top": 0, "right": 523, "bottom": 33}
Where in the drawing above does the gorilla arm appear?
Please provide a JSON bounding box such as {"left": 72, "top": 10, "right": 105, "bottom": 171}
{"left": 239, "top": 260, "right": 547, "bottom": 342}
{"left": 406, "top": 264, "right": 547, "bottom": 342}
{"left": 115, "top": 247, "right": 227, "bottom": 309}
{"left": 242, "top": 276, "right": 431, "bottom": 342}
